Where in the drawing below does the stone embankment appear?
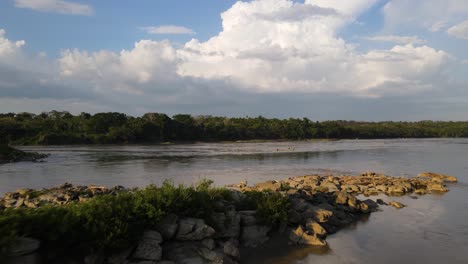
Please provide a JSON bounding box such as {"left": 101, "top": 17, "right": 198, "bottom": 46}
{"left": 1, "top": 171, "right": 457, "bottom": 264}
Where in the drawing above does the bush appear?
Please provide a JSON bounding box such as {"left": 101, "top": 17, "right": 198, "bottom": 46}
{"left": 239, "top": 191, "right": 290, "bottom": 227}
{"left": 0, "top": 180, "right": 233, "bottom": 256}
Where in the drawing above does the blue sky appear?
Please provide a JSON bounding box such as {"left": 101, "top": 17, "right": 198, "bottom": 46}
{"left": 0, "top": 0, "right": 467, "bottom": 120}
{"left": 0, "top": 0, "right": 236, "bottom": 55}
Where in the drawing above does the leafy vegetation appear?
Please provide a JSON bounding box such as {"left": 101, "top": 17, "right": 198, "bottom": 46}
{"left": 239, "top": 191, "right": 290, "bottom": 227}
{"left": 0, "top": 180, "right": 289, "bottom": 257}
{"left": 1, "top": 111, "right": 467, "bottom": 145}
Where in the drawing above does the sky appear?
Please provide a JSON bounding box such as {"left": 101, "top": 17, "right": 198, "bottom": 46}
{"left": 0, "top": 0, "right": 467, "bottom": 121}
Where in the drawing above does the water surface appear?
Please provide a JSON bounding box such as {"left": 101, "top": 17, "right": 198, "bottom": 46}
{"left": 1, "top": 139, "right": 467, "bottom": 263}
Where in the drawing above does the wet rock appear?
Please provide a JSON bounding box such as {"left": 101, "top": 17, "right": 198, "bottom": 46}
{"left": 305, "top": 218, "right": 327, "bottom": 237}
{"left": 376, "top": 199, "right": 387, "bottom": 205}
{"left": 426, "top": 182, "right": 448, "bottom": 192}
{"left": 176, "top": 218, "right": 215, "bottom": 241}
{"left": 418, "top": 172, "right": 457, "bottom": 183}
{"left": 289, "top": 226, "right": 327, "bottom": 246}
{"left": 388, "top": 201, "right": 406, "bottom": 209}
{"left": 361, "top": 199, "right": 379, "bottom": 212}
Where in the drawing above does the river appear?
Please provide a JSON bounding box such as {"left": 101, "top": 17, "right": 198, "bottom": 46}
{"left": 1, "top": 139, "right": 467, "bottom": 263}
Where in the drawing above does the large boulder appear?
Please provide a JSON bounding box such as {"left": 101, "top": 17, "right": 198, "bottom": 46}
{"left": 289, "top": 226, "right": 327, "bottom": 246}
{"left": 156, "top": 214, "right": 179, "bottom": 240}
{"left": 305, "top": 219, "right": 327, "bottom": 237}
{"left": 210, "top": 209, "right": 241, "bottom": 238}
{"left": 132, "top": 230, "right": 163, "bottom": 261}
{"left": 175, "top": 218, "right": 216, "bottom": 241}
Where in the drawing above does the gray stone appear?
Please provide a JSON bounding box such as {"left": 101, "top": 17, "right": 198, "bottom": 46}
{"left": 176, "top": 218, "right": 216, "bottom": 241}
{"left": 223, "top": 240, "right": 240, "bottom": 259}
{"left": 156, "top": 214, "right": 179, "bottom": 240}
{"left": 7, "top": 237, "right": 41, "bottom": 257}
{"left": 132, "top": 239, "right": 162, "bottom": 261}
{"left": 241, "top": 225, "right": 270, "bottom": 248}
{"left": 142, "top": 230, "right": 163, "bottom": 244}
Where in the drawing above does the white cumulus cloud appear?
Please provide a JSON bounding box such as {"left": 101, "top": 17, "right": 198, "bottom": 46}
{"left": 14, "top": 0, "right": 93, "bottom": 16}
{"left": 447, "top": 20, "right": 468, "bottom": 39}
{"left": 383, "top": 0, "right": 468, "bottom": 32}
{"left": 365, "top": 35, "right": 426, "bottom": 45}
{"left": 141, "top": 25, "right": 196, "bottom": 35}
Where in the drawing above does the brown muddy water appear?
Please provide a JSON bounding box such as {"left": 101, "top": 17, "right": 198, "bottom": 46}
{"left": 1, "top": 139, "right": 467, "bottom": 263}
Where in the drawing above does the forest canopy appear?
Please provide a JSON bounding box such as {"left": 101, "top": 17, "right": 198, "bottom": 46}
{"left": 1, "top": 111, "right": 467, "bottom": 145}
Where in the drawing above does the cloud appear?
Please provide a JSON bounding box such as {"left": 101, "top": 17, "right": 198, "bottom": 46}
{"left": 177, "top": 0, "right": 449, "bottom": 96}
{"left": 447, "top": 20, "right": 468, "bottom": 39}
{"left": 14, "top": 0, "right": 93, "bottom": 16}
{"left": 141, "top": 25, "right": 196, "bottom": 35}
{"left": 365, "top": 35, "right": 426, "bottom": 45}
{"left": 0, "top": 29, "right": 25, "bottom": 57}
{"left": 382, "top": 0, "right": 468, "bottom": 32}
{"left": 0, "top": 0, "right": 467, "bottom": 120}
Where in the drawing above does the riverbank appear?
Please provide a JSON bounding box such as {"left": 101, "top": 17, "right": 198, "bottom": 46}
{"left": 0, "top": 171, "right": 456, "bottom": 264}
{"left": 0, "top": 145, "right": 48, "bottom": 163}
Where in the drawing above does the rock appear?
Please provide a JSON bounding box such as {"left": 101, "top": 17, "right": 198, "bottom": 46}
{"left": 107, "top": 247, "right": 134, "bottom": 264}
{"left": 223, "top": 240, "right": 240, "bottom": 259}
{"left": 238, "top": 211, "right": 258, "bottom": 226}
{"left": 5, "top": 253, "right": 41, "bottom": 264}
{"left": 201, "top": 238, "right": 215, "bottom": 250}
{"left": 418, "top": 172, "right": 457, "bottom": 182}
{"left": 241, "top": 225, "right": 270, "bottom": 248}
{"left": 84, "top": 254, "right": 105, "bottom": 264}
{"left": 156, "top": 214, "right": 179, "bottom": 240}
{"left": 319, "top": 182, "right": 339, "bottom": 192}
{"left": 305, "top": 218, "right": 327, "bottom": 237}
{"left": 142, "top": 230, "right": 163, "bottom": 244}
{"left": 388, "top": 201, "right": 405, "bottom": 209}
{"left": 289, "top": 226, "right": 327, "bottom": 246}
{"left": 426, "top": 183, "right": 448, "bottom": 192}
{"left": 376, "top": 199, "right": 387, "bottom": 205}
{"left": 288, "top": 209, "right": 302, "bottom": 224}
{"left": 132, "top": 237, "right": 162, "bottom": 261}
{"left": 254, "top": 180, "right": 282, "bottom": 191}
{"left": 210, "top": 209, "right": 240, "bottom": 238}
{"left": 304, "top": 205, "right": 334, "bottom": 223}
{"left": 6, "top": 237, "right": 41, "bottom": 257}
{"left": 176, "top": 218, "right": 215, "bottom": 241}
{"left": 164, "top": 241, "right": 217, "bottom": 264}
{"left": 361, "top": 199, "right": 378, "bottom": 212}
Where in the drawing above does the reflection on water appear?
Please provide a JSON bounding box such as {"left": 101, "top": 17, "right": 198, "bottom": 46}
{"left": 1, "top": 139, "right": 468, "bottom": 263}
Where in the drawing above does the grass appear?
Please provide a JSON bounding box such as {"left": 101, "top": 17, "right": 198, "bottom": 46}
{"left": 0, "top": 180, "right": 290, "bottom": 258}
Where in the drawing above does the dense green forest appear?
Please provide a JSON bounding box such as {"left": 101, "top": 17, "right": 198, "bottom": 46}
{"left": 0, "top": 111, "right": 467, "bottom": 145}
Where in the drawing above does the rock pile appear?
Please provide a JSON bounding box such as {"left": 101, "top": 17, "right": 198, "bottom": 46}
{"left": 2, "top": 171, "right": 457, "bottom": 264}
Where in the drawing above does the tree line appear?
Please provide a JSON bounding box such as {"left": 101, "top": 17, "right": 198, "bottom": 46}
{"left": 0, "top": 111, "right": 467, "bottom": 145}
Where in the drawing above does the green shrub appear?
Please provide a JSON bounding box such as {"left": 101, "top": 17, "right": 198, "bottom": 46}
{"left": 240, "top": 191, "right": 290, "bottom": 227}
{"left": 0, "top": 180, "right": 233, "bottom": 256}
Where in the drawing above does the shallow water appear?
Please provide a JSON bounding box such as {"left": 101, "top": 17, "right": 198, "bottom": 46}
{"left": 1, "top": 139, "right": 468, "bottom": 263}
